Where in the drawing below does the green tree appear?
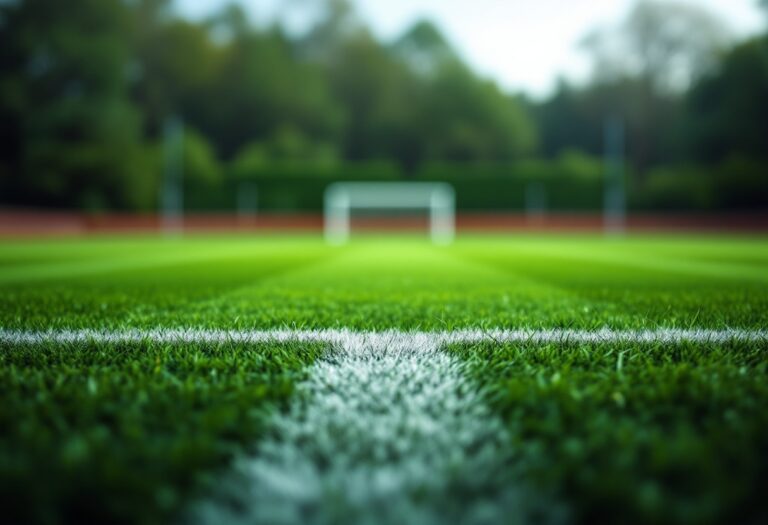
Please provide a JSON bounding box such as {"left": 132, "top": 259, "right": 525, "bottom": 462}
{"left": 0, "top": 0, "right": 154, "bottom": 210}
{"left": 392, "top": 19, "right": 459, "bottom": 75}
{"left": 581, "top": 0, "right": 729, "bottom": 93}
{"left": 132, "top": 16, "right": 224, "bottom": 138}
{"left": 182, "top": 128, "right": 222, "bottom": 187}
{"left": 416, "top": 64, "right": 536, "bottom": 162}
{"left": 535, "top": 1, "right": 728, "bottom": 176}
{"left": 324, "top": 30, "right": 419, "bottom": 166}
{"left": 204, "top": 9, "right": 342, "bottom": 159}
{"left": 316, "top": 12, "right": 536, "bottom": 170}
{"left": 685, "top": 36, "right": 768, "bottom": 163}
{"left": 534, "top": 76, "right": 683, "bottom": 171}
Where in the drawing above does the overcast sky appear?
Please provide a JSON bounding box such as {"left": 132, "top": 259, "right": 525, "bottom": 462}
{"left": 178, "top": 0, "right": 766, "bottom": 97}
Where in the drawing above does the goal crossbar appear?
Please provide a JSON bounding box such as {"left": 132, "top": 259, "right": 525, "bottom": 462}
{"left": 324, "top": 182, "right": 455, "bottom": 245}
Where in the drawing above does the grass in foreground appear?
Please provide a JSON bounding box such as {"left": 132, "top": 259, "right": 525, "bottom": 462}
{"left": 450, "top": 340, "right": 768, "bottom": 524}
{"left": 0, "top": 340, "right": 325, "bottom": 525}
{"left": 1, "top": 233, "right": 767, "bottom": 524}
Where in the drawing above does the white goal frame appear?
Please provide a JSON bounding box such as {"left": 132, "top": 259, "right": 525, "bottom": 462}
{"left": 324, "top": 182, "right": 455, "bottom": 245}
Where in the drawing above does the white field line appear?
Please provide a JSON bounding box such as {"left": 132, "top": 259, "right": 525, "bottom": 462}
{"left": 5, "top": 328, "right": 764, "bottom": 523}
{"left": 188, "top": 333, "right": 559, "bottom": 525}
{"left": 0, "top": 327, "right": 766, "bottom": 346}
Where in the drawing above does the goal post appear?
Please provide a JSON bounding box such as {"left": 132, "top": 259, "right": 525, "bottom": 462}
{"left": 324, "top": 182, "right": 456, "bottom": 245}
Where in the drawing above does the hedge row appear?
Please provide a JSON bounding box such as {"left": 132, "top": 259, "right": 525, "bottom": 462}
{"left": 183, "top": 158, "right": 767, "bottom": 212}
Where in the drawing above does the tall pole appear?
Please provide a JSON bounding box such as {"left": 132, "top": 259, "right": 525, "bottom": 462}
{"left": 237, "top": 182, "right": 258, "bottom": 228}
{"left": 162, "top": 115, "right": 184, "bottom": 234}
{"left": 525, "top": 182, "right": 547, "bottom": 226}
{"left": 604, "top": 116, "right": 626, "bottom": 235}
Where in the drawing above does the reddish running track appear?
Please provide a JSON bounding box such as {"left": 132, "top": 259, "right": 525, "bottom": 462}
{"left": 1, "top": 211, "right": 767, "bottom": 236}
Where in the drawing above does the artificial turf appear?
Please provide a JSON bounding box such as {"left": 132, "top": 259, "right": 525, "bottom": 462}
{"left": 0, "top": 233, "right": 767, "bottom": 524}
{"left": 1, "top": 234, "right": 767, "bottom": 330}
{"left": 0, "top": 340, "right": 326, "bottom": 525}
{"left": 450, "top": 339, "right": 768, "bottom": 525}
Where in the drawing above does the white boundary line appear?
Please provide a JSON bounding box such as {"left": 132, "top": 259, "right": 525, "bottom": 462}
{"left": 5, "top": 326, "right": 764, "bottom": 523}
{"left": 189, "top": 330, "right": 559, "bottom": 524}
{"left": 1, "top": 327, "right": 767, "bottom": 346}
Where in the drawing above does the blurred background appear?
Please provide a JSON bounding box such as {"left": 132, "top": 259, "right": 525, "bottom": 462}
{"left": 0, "top": 0, "right": 766, "bottom": 232}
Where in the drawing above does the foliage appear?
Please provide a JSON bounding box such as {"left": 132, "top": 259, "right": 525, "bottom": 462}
{"left": 632, "top": 165, "right": 714, "bottom": 210}
{"left": 0, "top": 0, "right": 766, "bottom": 211}
{"left": 581, "top": 0, "right": 729, "bottom": 92}
{"left": 230, "top": 127, "right": 340, "bottom": 179}
{"left": 685, "top": 36, "right": 768, "bottom": 163}
{"left": 416, "top": 64, "right": 537, "bottom": 162}
{"left": 0, "top": 0, "right": 153, "bottom": 210}
{"left": 632, "top": 157, "right": 768, "bottom": 211}
{"left": 181, "top": 128, "right": 222, "bottom": 187}
{"left": 534, "top": 0, "right": 766, "bottom": 193}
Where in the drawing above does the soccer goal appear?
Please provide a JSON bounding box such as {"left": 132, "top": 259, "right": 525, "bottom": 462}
{"left": 324, "top": 182, "right": 455, "bottom": 245}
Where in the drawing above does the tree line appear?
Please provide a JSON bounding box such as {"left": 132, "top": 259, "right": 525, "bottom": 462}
{"left": 0, "top": 0, "right": 766, "bottom": 211}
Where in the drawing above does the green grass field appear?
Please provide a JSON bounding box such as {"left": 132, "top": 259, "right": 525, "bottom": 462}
{"left": 1, "top": 234, "right": 767, "bottom": 524}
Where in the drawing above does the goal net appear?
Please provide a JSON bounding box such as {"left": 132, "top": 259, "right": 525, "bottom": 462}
{"left": 324, "top": 182, "right": 455, "bottom": 245}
